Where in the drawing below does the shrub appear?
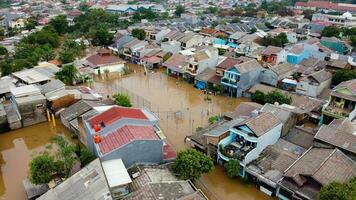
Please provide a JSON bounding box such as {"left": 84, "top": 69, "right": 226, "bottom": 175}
{"left": 113, "top": 93, "right": 132, "bottom": 107}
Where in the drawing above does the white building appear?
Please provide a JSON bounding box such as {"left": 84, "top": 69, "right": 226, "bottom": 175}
{"left": 312, "top": 12, "right": 356, "bottom": 27}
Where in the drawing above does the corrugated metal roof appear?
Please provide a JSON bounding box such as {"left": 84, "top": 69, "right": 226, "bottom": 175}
{"left": 98, "top": 125, "right": 159, "bottom": 155}
{"left": 88, "top": 106, "right": 148, "bottom": 127}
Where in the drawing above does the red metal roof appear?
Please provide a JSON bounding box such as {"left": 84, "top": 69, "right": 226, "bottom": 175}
{"left": 163, "top": 144, "right": 176, "bottom": 160}
{"left": 86, "top": 50, "right": 125, "bottom": 67}
{"left": 89, "top": 106, "right": 148, "bottom": 127}
{"left": 98, "top": 125, "right": 159, "bottom": 154}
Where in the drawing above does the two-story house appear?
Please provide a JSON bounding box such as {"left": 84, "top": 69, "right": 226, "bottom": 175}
{"left": 185, "top": 47, "right": 219, "bottom": 83}
{"left": 260, "top": 63, "right": 296, "bottom": 87}
{"left": 217, "top": 112, "right": 283, "bottom": 176}
{"left": 111, "top": 33, "right": 135, "bottom": 53}
{"left": 178, "top": 32, "right": 205, "bottom": 50}
{"left": 122, "top": 39, "right": 148, "bottom": 61}
{"left": 296, "top": 69, "right": 332, "bottom": 98}
{"left": 221, "top": 59, "right": 263, "bottom": 97}
{"left": 146, "top": 28, "right": 171, "bottom": 43}
{"left": 321, "top": 79, "right": 356, "bottom": 124}
{"left": 162, "top": 53, "right": 188, "bottom": 78}
{"left": 83, "top": 106, "right": 176, "bottom": 167}
{"left": 286, "top": 44, "right": 310, "bottom": 65}
{"left": 261, "top": 46, "right": 287, "bottom": 65}
{"left": 86, "top": 48, "right": 126, "bottom": 75}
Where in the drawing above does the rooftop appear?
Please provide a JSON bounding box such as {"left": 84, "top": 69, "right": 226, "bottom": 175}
{"left": 98, "top": 125, "right": 159, "bottom": 155}
{"left": 12, "top": 68, "right": 50, "bottom": 84}
{"left": 102, "top": 159, "right": 132, "bottom": 187}
{"left": 38, "top": 159, "right": 112, "bottom": 200}
{"left": 236, "top": 112, "right": 281, "bottom": 137}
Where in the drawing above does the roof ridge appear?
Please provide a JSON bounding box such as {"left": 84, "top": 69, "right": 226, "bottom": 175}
{"left": 312, "top": 148, "right": 336, "bottom": 177}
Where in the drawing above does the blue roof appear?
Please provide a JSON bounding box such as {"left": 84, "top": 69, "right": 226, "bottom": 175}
{"left": 214, "top": 38, "right": 226, "bottom": 45}
{"left": 228, "top": 43, "right": 237, "bottom": 48}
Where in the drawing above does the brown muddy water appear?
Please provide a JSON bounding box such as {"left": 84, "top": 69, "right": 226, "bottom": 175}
{"left": 92, "top": 64, "right": 274, "bottom": 200}
{"left": 0, "top": 121, "right": 72, "bottom": 200}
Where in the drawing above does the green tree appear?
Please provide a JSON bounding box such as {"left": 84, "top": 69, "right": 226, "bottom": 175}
{"left": 55, "top": 64, "right": 78, "bottom": 85}
{"left": 52, "top": 135, "right": 77, "bottom": 177}
{"left": 321, "top": 26, "right": 341, "bottom": 38}
{"left": 131, "top": 28, "right": 146, "bottom": 40}
{"left": 251, "top": 90, "right": 266, "bottom": 104}
{"left": 172, "top": 149, "right": 214, "bottom": 182}
{"left": 350, "top": 35, "right": 356, "bottom": 49}
{"left": 303, "top": 9, "right": 315, "bottom": 21}
{"left": 319, "top": 177, "right": 356, "bottom": 200}
{"left": 91, "top": 27, "right": 114, "bottom": 46}
{"left": 29, "top": 154, "right": 57, "bottom": 184}
{"left": 59, "top": 51, "right": 75, "bottom": 64}
{"left": 25, "top": 18, "right": 37, "bottom": 31}
{"left": 226, "top": 159, "right": 240, "bottom": 178}
{"left": 265, "top": 90, "right": 292, "bottom": 105}
{"left": 0, "top": 46, "right": 8, "bottom": 56}
{"left": 113, "top": 93, "right": 132, "bottom": 107}
{"left": 332, "top": 69, "right": 356, "bottom": 86}
{"left": 262, "top": 33, "right": 288, "bottom": 47}
{"left": 49, "top": 15, "right": 69, "bottom": 35}
{"left": 79, "top": 148, "right": 96, "bottom": 167}
{"left": 175, "top": 5, "right": 185, "bottom": 17}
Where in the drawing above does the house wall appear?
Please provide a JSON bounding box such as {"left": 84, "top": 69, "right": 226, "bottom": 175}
{"left": 16, "top": 98, "right": 47, "bottom": 127}
{"left": 244, "top": 123, "right": 282, "bottom": 165}
{"left": 276, "top": 50, "right": 287, "bottom": 64}
{"left": 155, "top": 29, "right": 171, "bottom": 43}
{"left": 259, "top": 70, "right": 278, "bottom": 86}
{"left": 304, "top": 43, "right": 327, "bottom": 60}
{"left": 296, "top": 78, "right": 331, "bottom": 98}
{"left": 117, "top": 35, "right": 135, "bottom": 51}
{"left": 186, "top": 35, "right": 204, "bottom": 49}
{"left": 196, "top": 49, "right": 219, "bottom": 74}
{"left": 94, "top": 63, "right": 125, "bottom": 75}
{"left": 206, "top": 131, "right": 229, "bottom": 146}
{"left": 237, "top": 69, "right": 262, "bottom": 96}
{"left": 287, "top": 50, "right": 309, "bottom": 65}
{"left": 161, "top": 42, "right": 181, "bottom": 54}
{"left": 98, "top": 140, "right": 164, "bottom": 168}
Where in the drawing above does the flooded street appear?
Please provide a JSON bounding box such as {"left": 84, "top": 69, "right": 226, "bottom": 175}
{"left": 0, "top": 122, "right": 71, "bottom": 200}
{"left": 0, "top": 64, "right": 272, "bottom": 200}
{"left": 93, "top": 64, "right": 273, "bottom": 200}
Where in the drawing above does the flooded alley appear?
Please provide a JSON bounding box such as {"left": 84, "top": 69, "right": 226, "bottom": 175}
{"left": 0, "top": 122, "right": 72, "bottom": 200}
{"left": 92, "top": 65, "right": 273, "bottom": 200}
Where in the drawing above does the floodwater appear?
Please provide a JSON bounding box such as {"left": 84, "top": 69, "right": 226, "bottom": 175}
{"left": 0, "top": 121, "right": 72, "bottom": 200}
{"left": 93, "top": 64, "right": 274, "bottom": 200}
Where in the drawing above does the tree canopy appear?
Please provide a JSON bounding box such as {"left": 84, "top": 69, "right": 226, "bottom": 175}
{"left": 91, "top": 27, "right": 114, "bottom": 46}
{"left": 175, "top": 5, "right": 185, "bottom": 17}
{"left": 332, "top": 69, "right": 356, "bottom": 86}
{"left": 226, "top": 159, "right": 240, "bottom": 178}
{"left": 319, "top": 177, "right": 356, "bottom": 200}
{"left": 262, "top": 33, "right": 288, "bottom": 47}
{"left": 49, "top": 15, "right": 69, "bottom": 35}
{"left": 55, "top": 64, "right": 78, "bottom": 85}
{"left": 113, "top": 93, "right": 132, "bottom": 107}
{"left": 131, "top": 28, "right": 146, "bottom": 40}
{"left": 251, "top": 90, "right": 292, "bottom": 105}
{"left": 172, "top": 149, "right": 214, "bottom": 182}
{"left": 29, "top": 153, "right": 57, "bottom": 184}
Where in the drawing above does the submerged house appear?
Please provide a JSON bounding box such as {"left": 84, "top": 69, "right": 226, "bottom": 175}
{"left": 217, "top": 112, "right": 283, "bottom": 176}
{"left": 86, "top": 49, "right": 126, "bottom": 75}
{"left": 221, "top": 59, "right": 263, "bottom": 97}
{"left": 184, "top": 47, "right": 219, "bottom": 83}
{"left": 83, "top": 106, "right": 175, "bottom": 167}
{"left": 162, "top": 53, "right": 188, "bottom": 78}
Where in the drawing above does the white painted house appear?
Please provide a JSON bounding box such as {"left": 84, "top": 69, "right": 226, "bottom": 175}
{"left": 86, "top": 48, "right": 126, "bottom": 75}
{"left": 217, "top": 112, "right": 282, "bottom": 176}
{"left": 296, "top": 69, "right": 332, "bottom": 98}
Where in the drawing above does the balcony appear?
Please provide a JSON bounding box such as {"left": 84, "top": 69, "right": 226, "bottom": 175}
{"left": 186, "top": 65, "right": 198, "bottom": 76}
{"left": 221, "top": 76, "right": 239, "bottom": 87}
{"left": 323, "top": 104, "right": 353, "bottom": 118}
{"left": 218, "top": 134, "right": 255, "bottom": 162}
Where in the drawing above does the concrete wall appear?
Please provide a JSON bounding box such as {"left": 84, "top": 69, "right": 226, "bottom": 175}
{"left": 98, "top": 140, "right": 164, "bottom": 168}
{"left": 94, "top": 63, "right": 125, "bottom": 75}
{"left": 244, "top": 123, "right": 282, "bottom": 165}
{"left": 259, "top": 69, "right": 278, "bottom": 86}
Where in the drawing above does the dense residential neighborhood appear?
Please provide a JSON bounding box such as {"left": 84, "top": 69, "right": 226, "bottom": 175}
{"left": 0, "top": 0, "right": 355, "bottom": 200}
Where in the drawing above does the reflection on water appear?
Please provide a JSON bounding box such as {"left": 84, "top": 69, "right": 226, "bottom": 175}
{"left": 93, "top": 64, "right": 273, "bottom": 200}
{"left": 0, "top": 122, "right": 71, "bottom": 200}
